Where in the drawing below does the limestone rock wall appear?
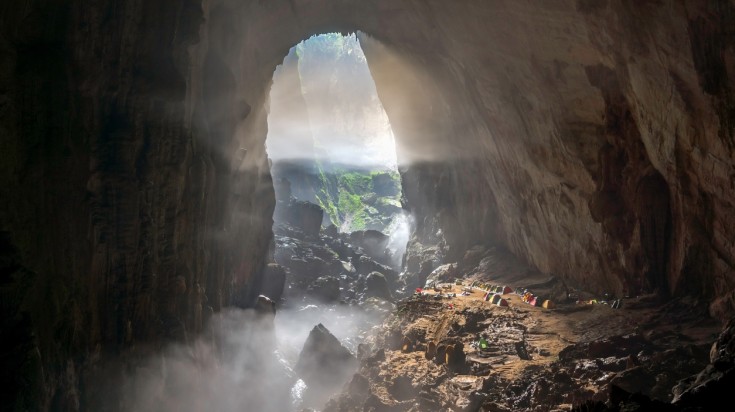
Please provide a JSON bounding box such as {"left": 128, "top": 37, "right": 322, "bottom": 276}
{"left": 0, "top": 0, "right": 275, "bottom": 409}
{"left": 356, "top": 1, "right": 735, "bottom": 317}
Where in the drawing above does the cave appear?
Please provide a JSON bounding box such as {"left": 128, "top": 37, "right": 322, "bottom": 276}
{"left": 1, "top": 1, "right": 734, "bottom": 411}
{"left": 265, "top": 32, "right": 408, "bottom": 303}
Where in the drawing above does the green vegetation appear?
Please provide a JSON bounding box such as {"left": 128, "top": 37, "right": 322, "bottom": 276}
{"left": 340, "top": 172, "right": 372, "bottom": 193}
{"left": 314, "top": 162, "right": 402, "bottom": 232}
{"left": 377, "top": 197, "right": 402, "bottom": 208}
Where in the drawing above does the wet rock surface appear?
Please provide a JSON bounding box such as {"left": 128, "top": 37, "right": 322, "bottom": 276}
{"left": 273, "top": 212, "right": 403, "bottom": 307}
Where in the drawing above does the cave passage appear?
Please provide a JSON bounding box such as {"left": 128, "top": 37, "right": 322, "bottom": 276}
{"left": 266, "top": 33, "right": 406, "bottom": 235}
{"left": 265, "top": 32, "right": 410, "bottom": 294}
{"left": 262, "top": 33, "right": 411, "bottom": 410}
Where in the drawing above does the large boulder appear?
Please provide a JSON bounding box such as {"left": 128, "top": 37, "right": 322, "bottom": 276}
{"left": 425, "top": 263, "right": 458, "bottom": 285}
{"left": 295, "top": 324, "right": 358, "bottom": 389}
{"left": 354, "top": 255, "right": 398, "bottom": 285}
{"left": 289, "top": 200, "right": 324, "bottom": 237}
{"left": 260, "top": 263, "right": 287, "bottom": 302}
{"left": 673, "top": 318, "right": 735, "bottom": 408}
{"left": 253, "top": 295, "right": 277, "bottom": 346}
{"left": 255, "top": 295, "right": 276, "bottom": 316}
{"left": 307, "top": 276, "right": 341, "bottom": 303}
{"left": 323, "top": 224, "right": 339, "bottom": 238}
{"left": 365, "top": 272, "right": 392, "bottom": 301}
{"left": 273, "top": 200, "right": 324, "bottom": 237}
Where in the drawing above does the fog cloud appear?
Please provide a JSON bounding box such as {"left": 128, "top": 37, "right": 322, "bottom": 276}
{"left": 120, "top": 304, "right": 385, "bottom": 412}
{"left": 266, "top": 33, "right": 398, "bottom": 169}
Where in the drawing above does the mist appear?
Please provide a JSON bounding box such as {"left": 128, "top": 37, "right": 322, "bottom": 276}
{"left": 386, "top": 212, "right": 412, "bottom": 268}
{"left": 92, "top": 30, "right": 415, "bottom": 412}
{"left": 125, "top": 33, "right": 418, "bottom": 412}
{"left": 119, "top": 304, "right": 386, "bottom": 412}
{"left": 266, "top": 33, "right": 398, "bottom": 169}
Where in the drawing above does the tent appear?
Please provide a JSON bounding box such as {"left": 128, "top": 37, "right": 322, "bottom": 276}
{"left": 496, "top": 297, "right": 509, "bottom": 307}
{"left": 490, "top": 293, "right": 502, "bottom": 305}
{"left": 483, "top": 292, "right": 492, "bottom": 301}
{"left": 542, "top": 299, "right": 555, "bottom": 309}
{"left": 502, "top": 286, "right": 513, "bottom": 294}
{"left": 529, "top": 296, "right": 538, "bottom": 306}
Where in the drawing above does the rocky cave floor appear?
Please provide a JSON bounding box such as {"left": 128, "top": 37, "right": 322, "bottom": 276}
{"left": 271, "top": 213, "right": 735, "bottom": 412}
{"left": 324, "top": 285, "right": 727, "bottom": 412}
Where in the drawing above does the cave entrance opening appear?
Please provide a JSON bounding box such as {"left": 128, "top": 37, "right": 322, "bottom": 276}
{"left": 263, "top": 32, "right": 410, "bottom": 410}
{"left": 265, "top": 32, "right": 409, "bottom": 298}
{"left": 266, "top": 32, "right": 407, "bottom": 235}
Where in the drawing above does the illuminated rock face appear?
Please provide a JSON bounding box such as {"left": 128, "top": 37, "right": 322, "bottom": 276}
{"left": 0, "top": 0, "right": 733, "bottom": 409}
{"left": 355, "top": 3, "right": 735, "bottom": 317}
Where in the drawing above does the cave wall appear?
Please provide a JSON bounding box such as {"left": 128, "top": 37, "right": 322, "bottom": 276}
{"left": 355, "top": 1, "right": 735, "bottom": 316}
{"left": 0, "top": 0, "right": 275, "bottom": 409}
{"left": 1, "top": 0, "right": 734, "bottom": 409}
